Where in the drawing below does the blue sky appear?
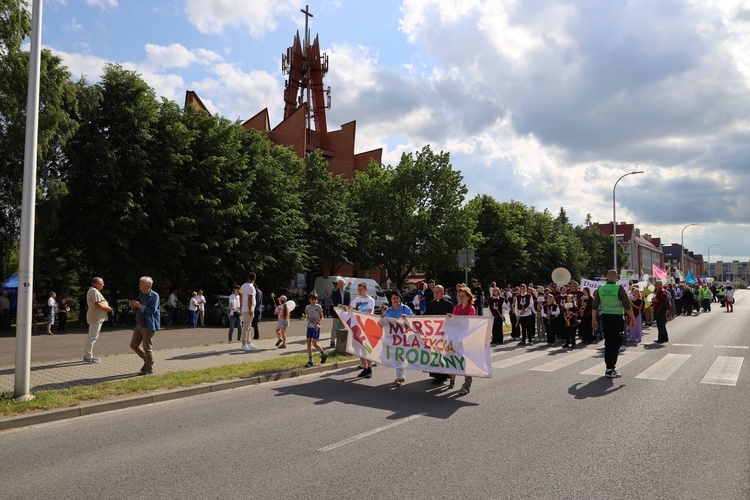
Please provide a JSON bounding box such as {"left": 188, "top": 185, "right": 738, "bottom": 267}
{"left": 39, "top": 0, "right": 750, "bottom": 267}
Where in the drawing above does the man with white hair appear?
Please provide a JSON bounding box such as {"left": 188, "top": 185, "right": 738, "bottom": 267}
{"left": 129, "top": 276, "right": 161, "bottom": 375}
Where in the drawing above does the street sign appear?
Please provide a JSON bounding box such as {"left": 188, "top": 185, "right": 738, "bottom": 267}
{"left": 458, "top": 249, "right": 475, "bottom": 268}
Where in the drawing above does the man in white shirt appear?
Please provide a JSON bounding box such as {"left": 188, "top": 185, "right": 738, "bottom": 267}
{"left": 168, "top": 289, "right": 179, "bottom": 309}
{"left": 83, "top": 277, "right": 113, "bottom": 363}
{"left": 239, "top": 273, "right": 258, "bottom": 351}
{"left": 349, "top": 282, "right": 375, "bottom": 378}
{"left": 196, "top": 290, "right": 206, "bottom": 327}
{"left": 228, "top": 284, "right": 242, "bottom": 342}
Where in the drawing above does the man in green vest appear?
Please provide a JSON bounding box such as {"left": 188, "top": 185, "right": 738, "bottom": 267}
{"left": 592, "top": 270, "right": 637, "bottom": 378}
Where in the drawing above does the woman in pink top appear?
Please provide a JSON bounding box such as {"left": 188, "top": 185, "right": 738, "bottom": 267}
{"left": 450, "top": 286, "right": 476, "bottom": 395}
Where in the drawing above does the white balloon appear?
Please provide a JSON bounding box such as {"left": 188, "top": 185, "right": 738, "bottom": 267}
{"left": 647, "top": 284, "right": 655, "bottom": 292}
{"left": 647, "top": 293, "right": 655, "bottom": 302}
{"left": 286, "top": 300, "right": 296, "bottom": 312}
{"left": 642, "top": 274, "right": 650, "bottom": 281}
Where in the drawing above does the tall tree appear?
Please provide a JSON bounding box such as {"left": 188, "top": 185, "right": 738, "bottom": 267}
{"left": 351, "top": 146, "right": 474, "bottom": 289}
{"left": 0, "top": 0, "right": 78, "bottom": 280}
{"left": 468, "top": 196, "right": 528, "bottom": 286}
{"left": 299, "top": 151, "right": 357, "bottom": 277}
{"left": 58, "top": 64, "right": 160, "bottom": 296}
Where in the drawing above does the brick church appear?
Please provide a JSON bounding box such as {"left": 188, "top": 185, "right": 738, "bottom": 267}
{"left": 184, "top": 7, "right": 381, "bottom": 181}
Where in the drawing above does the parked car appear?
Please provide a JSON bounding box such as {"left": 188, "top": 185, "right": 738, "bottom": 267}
{"left": 204, "top": 295, "right": 232, "bottom": 327}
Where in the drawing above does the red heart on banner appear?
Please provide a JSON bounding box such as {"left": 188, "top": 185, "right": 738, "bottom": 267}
{"left": 359, "top": 316, "right": 383, "bottom": 348}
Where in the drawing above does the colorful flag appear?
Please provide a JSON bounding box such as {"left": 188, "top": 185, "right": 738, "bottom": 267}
{"left": 652, "top": 264, "right": 668, "bottom": 280}
{"left": 686, "top": 270, "right": 697, "bottom": 284}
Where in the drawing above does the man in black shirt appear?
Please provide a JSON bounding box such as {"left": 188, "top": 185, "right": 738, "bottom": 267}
{"left": 426, "top": 285, "right": 453, "bottom": 384}
{"left": 471, "top": 279, "right": 484, "bottom": 316}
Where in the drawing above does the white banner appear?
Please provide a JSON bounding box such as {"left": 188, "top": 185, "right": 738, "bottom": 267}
{"left": 335, "top": 307, "right": 493, "bottom": 377}
{"left": 580, "top": 277, "right": 630, "bottom": 292}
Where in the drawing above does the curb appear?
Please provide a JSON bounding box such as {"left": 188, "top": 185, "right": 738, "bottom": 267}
{"left": 0, "top": 359, "right": 362, "bottom": 432}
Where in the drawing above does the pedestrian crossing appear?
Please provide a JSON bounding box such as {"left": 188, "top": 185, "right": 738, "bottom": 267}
{"left": 491, "top": 345, "right": 746, "bottom": 387}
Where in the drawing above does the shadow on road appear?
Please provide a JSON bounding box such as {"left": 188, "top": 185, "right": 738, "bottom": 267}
{"left": 272, "top": 372, "right": 479, "bottom": 420}
{"left": 567, "top": 378, "right": 624, "bottom": 399}
{"left": 33, "top": 372, "right": 142, "bottom": 391}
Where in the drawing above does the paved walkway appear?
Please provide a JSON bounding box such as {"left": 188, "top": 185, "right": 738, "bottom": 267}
{"left": 0, "top": 318, "right": 337, "bottom": 393}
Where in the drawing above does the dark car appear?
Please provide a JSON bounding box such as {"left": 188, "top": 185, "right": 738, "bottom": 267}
{"left": 204, "top": 295, "right": 232, "bottom": 327}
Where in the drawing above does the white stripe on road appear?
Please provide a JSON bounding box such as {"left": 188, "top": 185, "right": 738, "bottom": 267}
{"left": 672, "top": 343, "right": 703, "bottom": 347}
{"left": 318, "top": 414, "right": 423, "bottom": 452}
{"left": 701, "top": 357, "right": 743, "bottom": 386}
{"left": 492, "top": 350, "right": 550, "bottom": 369}
{"left": 713, "top": 345, "right": 749, "bottom": 349}
{"left": 635, "top": 354, "right": 691, "bottom": 381}
{"left": 580, "top": 350, "right": 645, "bottom": 375}
{"left": 530, "top": 349, "right": 597, "bottom": 372}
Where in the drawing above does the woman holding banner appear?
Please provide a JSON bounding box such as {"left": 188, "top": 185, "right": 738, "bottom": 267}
{"left": 382, "top": 291, "right": 414, "bottom": 387}
{"left": 449, "top": 286, "right": 476, "bottom": 395}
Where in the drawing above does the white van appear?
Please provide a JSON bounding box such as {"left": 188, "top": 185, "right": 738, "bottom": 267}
{"left": 313, "top": 276, "right": 389, "bottom": 312}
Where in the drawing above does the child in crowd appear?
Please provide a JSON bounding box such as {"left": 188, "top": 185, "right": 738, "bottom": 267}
{"left": 303, "top": 291, "right": 327, "bottom": 367}
{"left": 274, "top": 295, "right": 290, "bottom": 349}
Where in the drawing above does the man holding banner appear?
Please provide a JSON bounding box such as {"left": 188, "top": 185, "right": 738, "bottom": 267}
{"left": 592, "top": 270, "right": 637, "bottom": 379}
{"left": 335, "top": 288, "right": 493, "bottom": 390}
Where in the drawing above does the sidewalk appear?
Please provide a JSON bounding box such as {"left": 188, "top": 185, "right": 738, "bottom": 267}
{"left": 0, "top": 318, "right": 340, "bottom": 393}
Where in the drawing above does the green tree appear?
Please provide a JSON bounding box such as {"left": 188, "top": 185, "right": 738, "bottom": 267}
{"left": 58, "top": 64, "right": 159, "bottom": 297}
{"left": 0, "top": 0, "right": 78, "bottom": 281}
{"left": 299, "top": 151, "right": 357, "bottom": 277}
{"left": 468, "top": 196, "right": 528, "bottom": 285}
{"left": 351, "top": 146, "right": 474, "bottom": 289}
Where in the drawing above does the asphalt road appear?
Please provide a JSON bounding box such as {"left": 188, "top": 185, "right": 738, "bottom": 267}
{"left": 1, "top": 293, "right": 747, "bottom": 499}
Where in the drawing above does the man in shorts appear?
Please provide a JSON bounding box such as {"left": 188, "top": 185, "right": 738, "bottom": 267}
{"left": 304, "top": 291, "right": 327, "bottom": 367}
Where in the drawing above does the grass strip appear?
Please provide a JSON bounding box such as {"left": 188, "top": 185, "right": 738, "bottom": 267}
{"left": 0, "top": 351, "right": 354, "bottom": 418}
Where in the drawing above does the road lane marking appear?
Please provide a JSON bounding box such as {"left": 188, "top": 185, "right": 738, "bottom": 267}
{"left": 713, "top": 345, "right": 749, "bottom": 349}
{"left": 530, "top": 349, "right": 597, "bottom": 372}
{"left": 318, "top": 414, "right": 423, "bottom": 452}
{"left": 701, "top": 357, "right": 743, "bottom": 386}
{"left": 635, "top": 353, "right": 691, "bottom": 381}
{"left": 580, "top": 351, "right": 645, "bottom": 375}
{"left": 492, "top": 350, "right": 550, "bottom": 369}
{"left": 673, "top": 343, "right": 703, "bottom": 347}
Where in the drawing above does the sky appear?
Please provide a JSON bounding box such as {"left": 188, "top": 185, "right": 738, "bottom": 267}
{"left": 38, "top": 0, "right": 750, "bottom": 268}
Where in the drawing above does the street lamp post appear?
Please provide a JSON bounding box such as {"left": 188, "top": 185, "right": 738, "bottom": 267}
{"left": 680, "top": 223, "right": 699, "bottom": 281}
{"left": 707, "top": 243, "right": 719, "bottom": 280}
{"left": 613, "top": 171, "right": 644, "bottom": 273}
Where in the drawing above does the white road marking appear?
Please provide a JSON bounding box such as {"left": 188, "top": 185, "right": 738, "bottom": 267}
{"left": 492, "top": 350, "right": 550, "bottom": 369}
{"left": 672, "top": 343, "right": 703, "bottom": 347}
{"left": 318, "top": 414, "right": 423, "bottom": 452}
{"left": 713, "top": 345, "right": 749, "bottom": 349}
{"left": 531, "top": 349, "right": 597, "bottom": 372}
{"left": 635, "top": 353, "right": 691, "bottom": 381}
{"left": 580, "top": 350, "right": 645, "bottom": 375}
{"left": 701, "top": 357, "right": 743, "bottom": 386}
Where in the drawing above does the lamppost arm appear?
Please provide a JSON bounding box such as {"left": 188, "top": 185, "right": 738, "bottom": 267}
{"left": 612, "top": 170, "right": 644, "bottom": 273}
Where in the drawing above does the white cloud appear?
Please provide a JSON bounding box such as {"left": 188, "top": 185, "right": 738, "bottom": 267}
{"left": 48, "top": 48, "right": 108, "bottom": 81}
{"left": 184, "top": 0, "right": 302, "bottom": 36}
{"left": 62, "top": 17, "right": 82, "bottom": 33}
{"left": 194, "top": 63, "right": 282, "bottom": 121}
{"left": 85, "top": 0, "right": 118, "bottom": 10}
{"left": 143, "top": 43, "right": 222, "bottom": 70}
